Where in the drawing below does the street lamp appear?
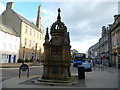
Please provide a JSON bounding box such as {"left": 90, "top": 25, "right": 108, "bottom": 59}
{"left": 35, "top": 43, "right": 37, "bottom": 60}
{"left": 23, "top": 46, "right": 25, "bottom": 63}
{"left": 33, "top": 43, "right": 37, "bottom": 63}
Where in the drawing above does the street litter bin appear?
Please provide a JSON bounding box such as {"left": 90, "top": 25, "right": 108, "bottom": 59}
{"left": 118, "top": 63, "right": 120, "bottom": 69}
{"left": 78, "top": 65, "right": 85, "bottom": 79}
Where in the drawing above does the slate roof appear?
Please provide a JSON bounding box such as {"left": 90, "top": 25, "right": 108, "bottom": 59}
{"left": 0, "top": 23, "right": 19, "bottom": 37}
{"left": 12, "top": 10, "right": 42, "bottom": 32}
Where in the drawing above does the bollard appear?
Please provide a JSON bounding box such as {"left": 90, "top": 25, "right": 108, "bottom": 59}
{"left": 78, "top": 65, "right": 85, "bottom": 79}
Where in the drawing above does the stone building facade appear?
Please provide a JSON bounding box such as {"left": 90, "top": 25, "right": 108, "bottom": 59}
{"left": 99, "top": 26, "right": 109, "bottom": 66}
{"left": 88, "top": 42, "right": 99, "bottom": 65}
{"left": 87, "top": 46, "right": 93, "bottom": 61}
{"left": 1, "top": 2, "right": 44, "bottom": 62}
{"left": 110, "top": 14, "right": 120, "bottom": 68}
{"left": 88, "top": 26, "right": 110, "bottom": 66}
{"left": 71, "top": 49, "right": 78, "bottom": 59}
{"left": 88, "top": 14, "right": 120, "bottom": 68}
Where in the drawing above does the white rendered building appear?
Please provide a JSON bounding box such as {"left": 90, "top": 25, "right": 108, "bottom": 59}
{"left": 0, "top": 23, "right": 20, "bottom": 63}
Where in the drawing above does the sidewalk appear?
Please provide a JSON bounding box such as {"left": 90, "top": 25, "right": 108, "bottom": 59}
{"left": 1, "top": 68, "right": 118, "bottom": 88}
{"left": 93, "top": 64, "right": 118, "bottom": 73}
{"left": 0, "top": 63, "right": 118, "bottom": 88}
{"left": 104, "top": 66, "right": 118, "bottom": 73}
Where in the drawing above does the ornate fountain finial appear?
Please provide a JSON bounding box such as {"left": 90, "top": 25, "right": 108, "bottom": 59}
{"left": 45, "top": 27, "right": 49, "bottom": 42}
{"left": 57, "top": 8, "right": 61, "bottom": 21}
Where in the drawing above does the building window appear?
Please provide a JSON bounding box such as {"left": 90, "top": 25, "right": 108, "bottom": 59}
{"left": 41, "top": 35, "right": 43, "bottom": 40}
{"left": 33, "top": 41, "right": 35, "bottom": 47}
{"left": 37, "top": 32, "right": 39, "bottom": 39}
{"left": 35, "top": 43, "right": 38, "bottom": 50}
{"left": 30, "top": 28, "right": 32, "bottom": 35}
{"left": 2, "top": 54, "right": 7, "bottom": 60}
{"left": 3, "top": 43, "right": 6, "bottom": 50}
{"left": 29, "top": 40, "right": 31, "bottom": 47}
{"left": 2, "top": 54, "right": 4, "bottom": 59}
{"left": 34, "top": 30, "right": 36, "bottom": 37}
{"left": 15, "top": 45, "right": 17, "bottom": 51}
{"left": 40, "top": 34, "right": 41, "bottom": 40}
{"left": 32, "top": 41, "right": 36, "bottom": 49}
{"left": 41, "top": 35, "right": 42, "bottom": 40}
{"left": 25, "top": 26, "right": 28, "bottom": 33}
{"left": 24, "top": 38, "right": 27, "bottom": 46}
{"left": 28, "top": 53, "right": 30, "bottom": 60}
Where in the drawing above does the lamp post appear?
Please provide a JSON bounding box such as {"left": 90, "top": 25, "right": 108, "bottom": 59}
{"left": 23, "top": 46, "right": 25, "bottom": 63}
{"left": 39, "top": 48, "right": 41, "bottom": 63}
{"left": 34, "top": 43, "right": 37, "bottom": 63}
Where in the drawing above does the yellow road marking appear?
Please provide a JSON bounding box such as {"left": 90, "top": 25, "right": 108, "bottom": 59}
{"left": 0, "top": 69, "right": 19, "bottom": 71}
{"left": 0, "top": 75, "right": 42, "bottom": 78}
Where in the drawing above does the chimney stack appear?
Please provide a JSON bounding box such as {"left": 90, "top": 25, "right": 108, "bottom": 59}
{"left": 6, "top": 2, "right": 14, "bottom": 10}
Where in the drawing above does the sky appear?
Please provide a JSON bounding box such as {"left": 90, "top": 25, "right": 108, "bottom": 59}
{"left": 0, "top": 0, "right": 119, "bottom": 53}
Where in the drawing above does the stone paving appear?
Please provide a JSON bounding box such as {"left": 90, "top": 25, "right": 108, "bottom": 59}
{"left": 1, "top": 66, "right": 118, "bottom": 88}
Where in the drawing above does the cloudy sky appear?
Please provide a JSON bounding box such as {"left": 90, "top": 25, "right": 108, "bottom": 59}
{"left": 0, "top": 0, "right": 119, "bottom": 53}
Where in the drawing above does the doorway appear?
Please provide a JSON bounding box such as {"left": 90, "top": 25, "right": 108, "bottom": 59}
{"left": 13, "top": 55, "right": 16, "bottom": 63}
{"left": 8, "top": 55, "right": 11, "bottom": 63}
{"left": 32, "top": 53, "right": 34, "bottom": 60}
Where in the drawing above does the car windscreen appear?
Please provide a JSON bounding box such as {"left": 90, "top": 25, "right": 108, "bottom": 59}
{"left": 74, "top": 57, "right": 85, "bottom": 61}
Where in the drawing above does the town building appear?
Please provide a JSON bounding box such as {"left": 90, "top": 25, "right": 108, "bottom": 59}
{"left": 0, "top": 21, "right": 20, "bottom": 63}
{"left": 88, "top": 14, "right": 120, "bottom": 68}
{"left": 87, "top": 42, "right": 100, "bottom": 66}
{"left": 1, "top": 2, "right": 44, "bottom": 62}
{"left": 87, "top": 46, "right": 93, "bottom": 61}
{"left": 110, "top": 14, "right": 120, "bottom": 68}
{"left": 99, "top": 26, "right": 109, "bottom": 66}
{"left": 71, "top": 49, "right": 78, "bottom": 59}
{"left": 88, "top": 25, "right": 111, "bottom": 66}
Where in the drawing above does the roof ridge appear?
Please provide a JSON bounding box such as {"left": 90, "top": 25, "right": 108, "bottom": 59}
{"left": 12, "top": 10, "right": 42, "bottom": 32}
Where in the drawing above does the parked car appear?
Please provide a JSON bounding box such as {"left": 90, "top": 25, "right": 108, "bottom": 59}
{"left": 73, "top": 60, "right": 93, "bottom": 72}
{"left": 73, "top": 61, "right": 83, "bottom": 67}
{"left": 80, "top": 61, "right": 93, "bottom": 71}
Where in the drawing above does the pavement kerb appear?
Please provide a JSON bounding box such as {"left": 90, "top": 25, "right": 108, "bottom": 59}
{"left": 0, "top": 63, "right": 43, "bottom": 69}
{"left": 0, "top": 65, "right": 43, "bottom": 70}
{"left": 30, "top": 65, "right": 43, "bottom": 68}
